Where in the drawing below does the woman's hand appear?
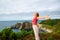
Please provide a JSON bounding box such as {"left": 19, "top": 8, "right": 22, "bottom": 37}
{"left": 45, "top": 15, "right": 50, "bottom": 19}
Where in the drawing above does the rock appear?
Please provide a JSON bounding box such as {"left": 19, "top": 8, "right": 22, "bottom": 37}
{"left": 15, "top": 23, "right": 21, "bottom": 28}
{"left": 11, "top": 22, "right": 33, "bottom": 31}
{"left": 11, "top": 23, "right": 22, "bottom": 29}
{"left": 21, "top": 21, "right": 32, "bottom": 31}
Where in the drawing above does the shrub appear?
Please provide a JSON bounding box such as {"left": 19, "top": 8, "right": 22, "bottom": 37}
{"left": 15, "top": 29, "right": 27, "bottom": 40}
{"left": 0, "top": 28, "right": 14, "bottom": 40}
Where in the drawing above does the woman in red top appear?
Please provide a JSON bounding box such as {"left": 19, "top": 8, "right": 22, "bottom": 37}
{"left": 32, "top": 12, "right": 50, "bottom": 40}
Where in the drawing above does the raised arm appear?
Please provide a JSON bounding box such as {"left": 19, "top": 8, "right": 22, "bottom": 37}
{"left": 37, "top": 15, "right": 50, "bottom": 19}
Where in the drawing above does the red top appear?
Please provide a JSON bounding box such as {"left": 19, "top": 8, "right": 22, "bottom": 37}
{"left": 32, "top": 16, "right": 38, "bottom": 25}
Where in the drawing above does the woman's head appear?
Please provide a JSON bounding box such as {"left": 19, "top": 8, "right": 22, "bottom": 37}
{"left": 34, "top": 12, "right": 39, "bottom": 17}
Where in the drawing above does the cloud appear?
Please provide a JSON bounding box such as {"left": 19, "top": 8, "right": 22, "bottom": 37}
{"left": 0, "top": 0, "right": 60, "bottom": 20}
{"left": 0, "top": 0, "right": 35, "bottom": 14}
{"left": 0, "top": 0, "right": 60, "bottom": 14}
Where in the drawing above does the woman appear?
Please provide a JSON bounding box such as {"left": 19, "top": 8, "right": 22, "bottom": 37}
{"left": 32, "top": 12, "right": 50, "bottom": 40}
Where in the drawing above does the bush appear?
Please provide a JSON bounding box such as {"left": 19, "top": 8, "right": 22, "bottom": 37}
{"left": 0, "top": 28, "right": 15, "bottom": 40}
{"left": 15, "top": 29, "right": 27, "bottom": 39}
{"left": 40, "top": 19, "right": 60, "bottom": 26}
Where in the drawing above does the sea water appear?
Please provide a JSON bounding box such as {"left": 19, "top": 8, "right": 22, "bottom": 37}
{"left": 0, "top": 20, "right": 42, "bottom": 32}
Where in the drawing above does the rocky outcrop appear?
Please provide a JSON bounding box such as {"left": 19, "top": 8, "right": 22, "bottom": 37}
{"left": 11, "top": 22, "right": 33, "bottom": 31}
{"left": 21, "top": 21, "right": 32, "bottom": 30}
{"left": 11, "top": 23, "right": 22, "bottom": 29}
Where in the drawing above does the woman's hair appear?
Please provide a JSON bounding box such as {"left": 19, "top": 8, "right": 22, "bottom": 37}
{"left": 36, "top": 12, "right": 39, "bottom": 17}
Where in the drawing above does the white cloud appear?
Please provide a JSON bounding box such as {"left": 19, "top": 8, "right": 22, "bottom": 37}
{"left": 0, "top": 0, "right": 60, "bottom": 20}
{"left": 0, "top": 0, "right": 59, "bottom": 14}
{"left": 0, "top": 0, "right": 33, "bottom": 14}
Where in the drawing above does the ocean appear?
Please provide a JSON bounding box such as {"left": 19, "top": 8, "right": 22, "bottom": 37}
{"left": 0, "top": 20, "right": 42, "bottom": 32}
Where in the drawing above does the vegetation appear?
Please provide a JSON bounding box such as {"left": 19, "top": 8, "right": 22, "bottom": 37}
{"left": 40, "top": 19, "right": 60, "bottom": 26}
{"left": 40, "top": 19, "right": 60, "bottom": 35}
{"left": 0, "top": 19, "right": 60, "bottom": 40}
{"left": 0, "top": 28, "right": 60, "bottom": 40}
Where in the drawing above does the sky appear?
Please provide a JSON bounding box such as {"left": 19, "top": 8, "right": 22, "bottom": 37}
{"left": 0, "top": 0, "right": 60, "bottom": 21}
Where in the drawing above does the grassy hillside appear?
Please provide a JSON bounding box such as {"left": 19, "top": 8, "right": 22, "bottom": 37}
{"left": 40, "top": 19, "right": 60, "bottom": 26}
{"left": 39, "top": 19, "right": 60, "bottom": 34}
{"left": 0, "top": 28, "right": 60, "bottom": 40}
{"left": 0, "top": 19, "right": 60, "bottom": 40}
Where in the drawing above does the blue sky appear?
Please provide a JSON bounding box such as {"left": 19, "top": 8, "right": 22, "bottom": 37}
{"left": 0, "top": 0, "right": 60, "bottom": 21}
